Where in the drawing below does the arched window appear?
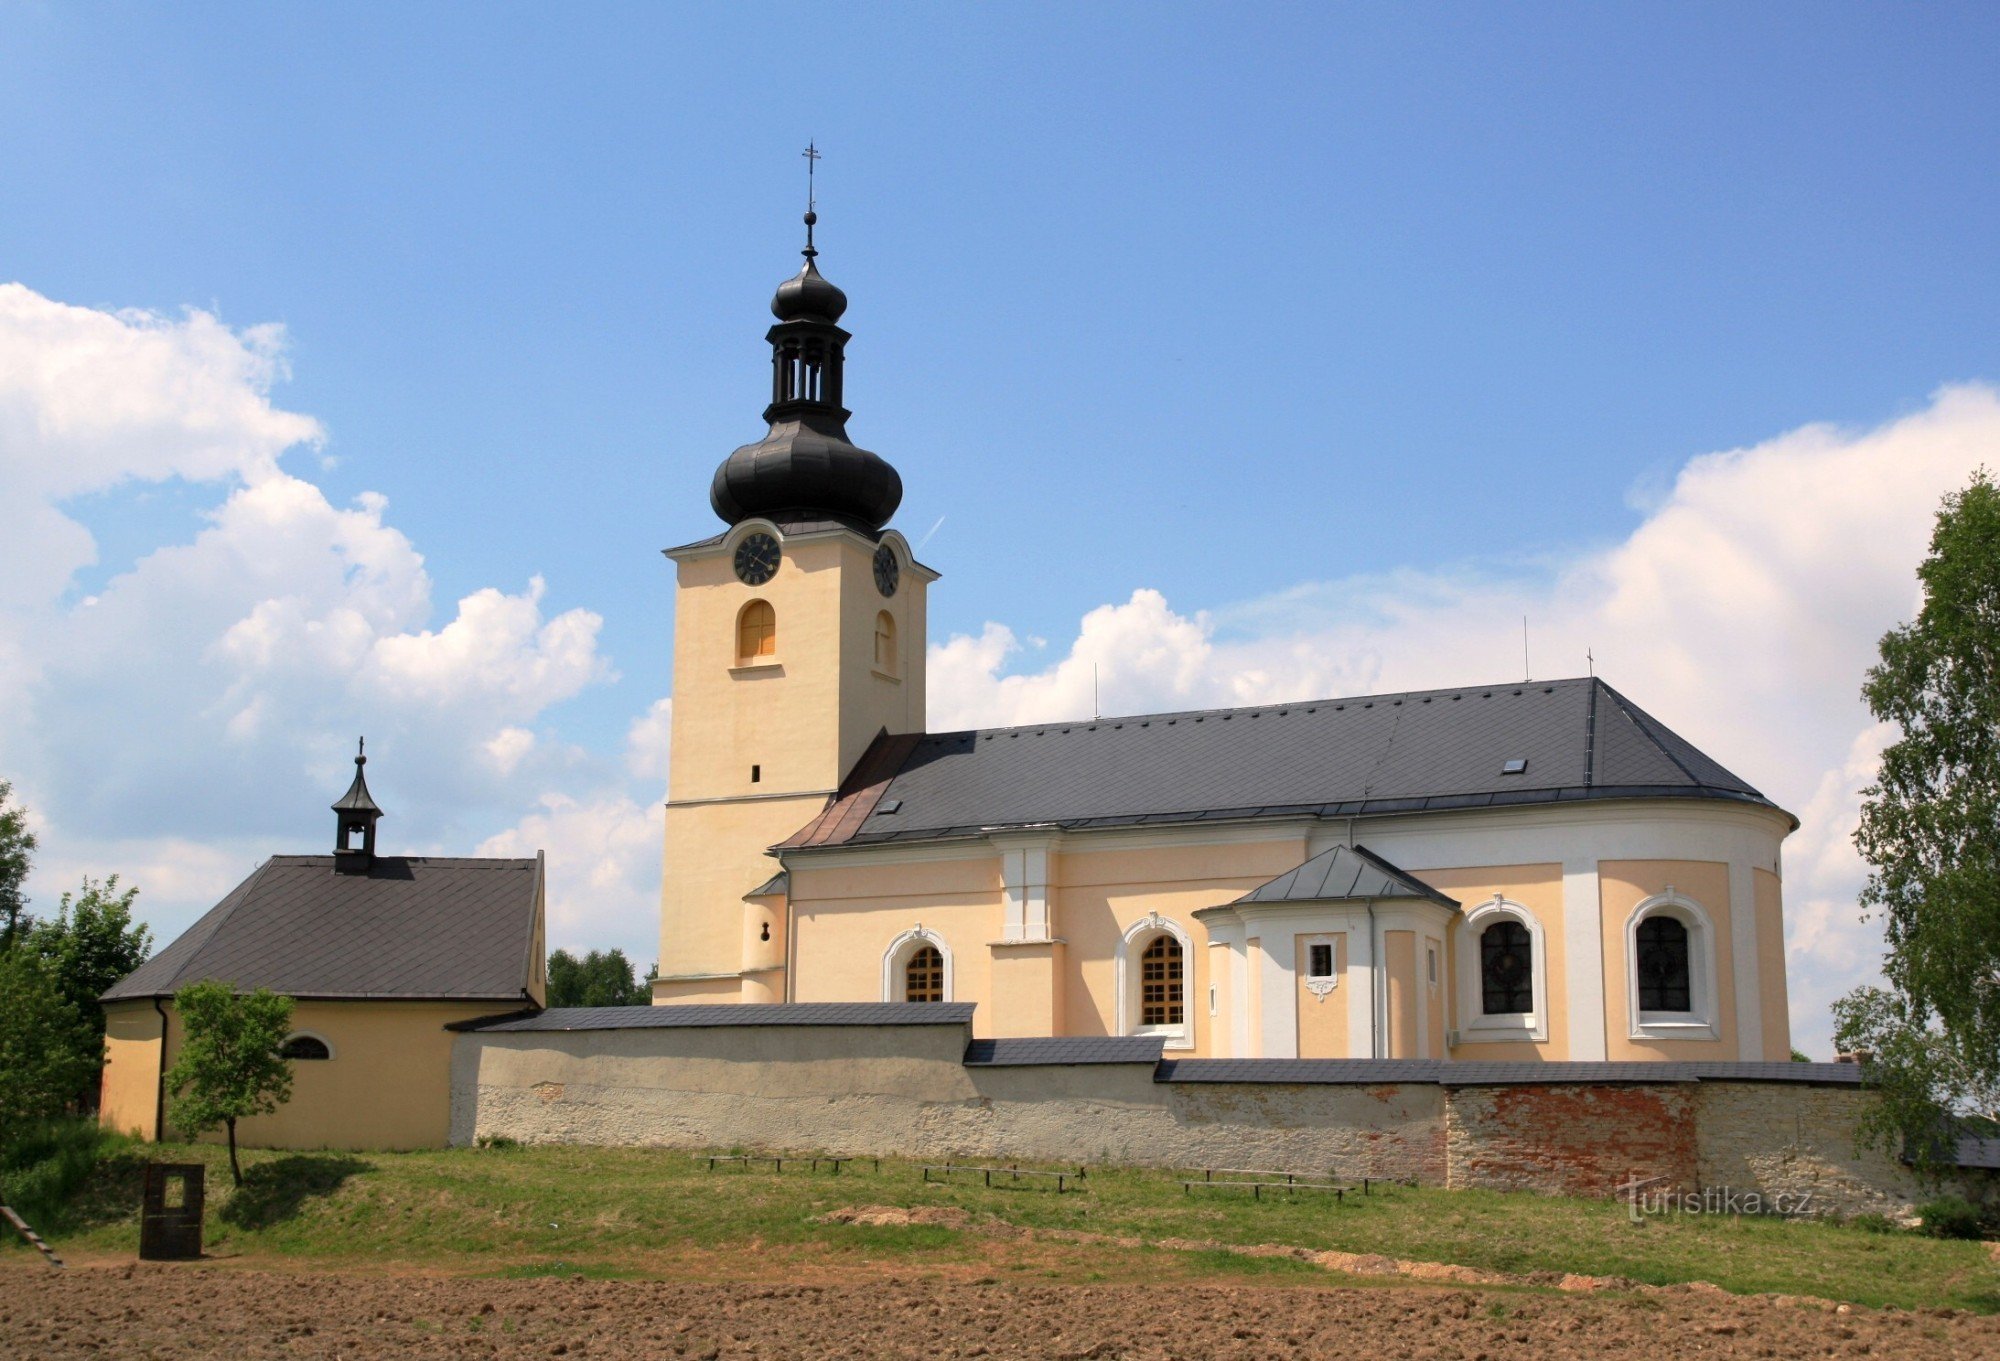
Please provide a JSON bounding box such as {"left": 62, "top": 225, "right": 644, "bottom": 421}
{"left": 280, "top": 1033, "right": 331, "bottom": 1061}
{"left": 1140, "top": 935, "right": 1185, "bottom": 1026}
{"left": 736, "top": 600, "right": 776, "bottom": 663}
{"left": 1624, "top": 892, "right": 1719, "bottom": 1040}
{"left": 1636, "top": 915, "right": 1691, "bottom": 1012}
{"left": 882, "top": 926, "right": 952, "bottom": 1003}
{"left": 1479, "top": 920, "right": 1534, "bottom": 1015}
{"left": 904, "top": 945, "right": 944, "bottom": 1002}
{"left": 874, "top": 610, "right": 897, "bottom": 674}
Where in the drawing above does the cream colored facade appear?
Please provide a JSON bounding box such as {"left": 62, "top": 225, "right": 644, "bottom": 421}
{"left": 651, "top": 501, "right": 1798, "bottom": 1060}
{"left": 654, "top": 516, "right": 934, "bottom": 1002}
{"left": 100, "top": 997, "right": 518, "bottom": 1150}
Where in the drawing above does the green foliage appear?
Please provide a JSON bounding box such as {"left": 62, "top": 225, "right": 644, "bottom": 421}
{"left": 0, "top": 1116, "right": 135, "bottom": 1229}
{"left": 1845, "top": 1212, "right": 1898, "bottom": 1235}
{"left": 0, "top": 779, "right": 36, "bottom": 950}
{"left": 0, "top": 949, "right": 98, "bottom": 1126}
{"left": 23, "top": 875, "right": 152, "bottom": 1102}
{"left": 164, "top": 981, "right": 296, "bottom": 1185}
{"left": 1791, "top": 1048, "right": 1812, "bottom": 1062}
{"left": 1837, "top": 470, "right": 2000, "bottom": 1173}
{"left": 1916, "top": 1195, "right": 1987, "bottom": 1240}
{"left": 475, "top": 1134, "right": 521, "bottom": 1150}
{"left": 546, "top": 948, "right": 650, "bottom": 1007}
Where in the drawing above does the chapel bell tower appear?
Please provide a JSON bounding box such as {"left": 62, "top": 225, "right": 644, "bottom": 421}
{"left": 654, "top": 203, "right": 935, "bottom": 1004}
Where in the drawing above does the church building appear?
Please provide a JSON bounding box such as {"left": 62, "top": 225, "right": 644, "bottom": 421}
{"left": 652, "top": 215, "right": 1798, "bottom": 1064}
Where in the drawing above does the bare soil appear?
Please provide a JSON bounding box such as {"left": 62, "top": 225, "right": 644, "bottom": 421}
{"left": 5, "top": 1261, "right": 1999, "bottom": 1360}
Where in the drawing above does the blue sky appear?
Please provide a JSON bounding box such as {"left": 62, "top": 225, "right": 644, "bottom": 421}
{"left": 3, "top": 4, "right": 1998, "bottom": 1055}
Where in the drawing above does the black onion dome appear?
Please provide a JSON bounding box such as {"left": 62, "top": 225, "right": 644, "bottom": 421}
{"left": 709, "top": 419, "right": 902, "bottom": 530}
{"left": 771, "top": 257, "right": 848, "bottom": 323}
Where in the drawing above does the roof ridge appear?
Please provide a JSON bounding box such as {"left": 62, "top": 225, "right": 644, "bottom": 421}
{"left": 1593, "top": 680, "right": 1708, "bottom": 789}
{"left": 105, "top": 855, "right": 277, "bottom": 998}
{"left": 920, "top": 675, "right": 1602, "bottom": 743}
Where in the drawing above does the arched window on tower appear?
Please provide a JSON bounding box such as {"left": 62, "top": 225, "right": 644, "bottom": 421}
{"left": 1480, "top": 920, "right": 1534, "bottom": 1015}
{"left": 904, "top": 945, "right": 944, "bottom": 1003}
{"left": 1636, "top": 915, "right": 1692, "bottom": 1013}
{"left": 874, "top": 610, "right": 897, "bottom": 674}
{"left": 737, "top": 600, "right": 776, "bottom": 664}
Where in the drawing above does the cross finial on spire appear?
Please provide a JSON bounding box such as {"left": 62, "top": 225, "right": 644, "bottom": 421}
{"left": 801, "top": 140, "right": 821, "bottom": 259}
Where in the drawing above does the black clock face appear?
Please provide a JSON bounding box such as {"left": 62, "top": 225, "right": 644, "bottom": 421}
{"left": 734, "top": 533, "right": 781, "bottom": 586}
{"left": 873, "top": 544, "right": 900, "bottom": 597}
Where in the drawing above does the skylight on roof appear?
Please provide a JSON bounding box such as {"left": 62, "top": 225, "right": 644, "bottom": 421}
{"left": 1501, "top": 758, "right": 1528, "bottom": 775}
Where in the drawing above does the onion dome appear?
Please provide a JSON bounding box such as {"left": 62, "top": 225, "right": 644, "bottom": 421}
{"left": 708, "top": 210, "right": 902, "bottom": 532}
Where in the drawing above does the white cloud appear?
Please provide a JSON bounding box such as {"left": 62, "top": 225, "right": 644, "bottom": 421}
{"left": 624, "top": 697, "right": 674, "bottom": 785}
{"left": 476, "top": 792, "right": 660, "bottom": 965}
{"left": 926, "top": 385, "right": 2000, "bottom": 1057}
{"left": 1, "top": 283, "right": 616, "bottom": 950}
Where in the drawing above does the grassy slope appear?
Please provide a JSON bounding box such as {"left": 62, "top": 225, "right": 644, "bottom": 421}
{"left": 15, "top": 1142, "right": 1996, "bottom": 1312}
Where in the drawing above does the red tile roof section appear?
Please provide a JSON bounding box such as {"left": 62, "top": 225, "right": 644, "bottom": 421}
{"left": 778, "top": 730, "right": 923, "bottom": 849}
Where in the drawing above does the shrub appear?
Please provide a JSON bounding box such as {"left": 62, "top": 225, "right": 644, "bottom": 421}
{"left": 1915, "top": 1195, "right": 1986, "bottom": 1240}
{"left": 1845, "top": 1212, "right": 1899, "bottom": 1234}
{"left": 475, "top": 1134, "right": 520, "bottom": 1150}
{"left": 0, "top": 1116, "right": 133, "bottom": 1228}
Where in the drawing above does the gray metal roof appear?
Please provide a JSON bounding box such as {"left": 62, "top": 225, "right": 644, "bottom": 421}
{"left": 1235, "top": 844, "right": 1457, "bottom": 909}
{"left": 456, "top": 1001, "right": 976, "bottom": 1032}
{"left": 104, "top": 855, "right": 542, "bottom": 1002}
{"left": 1952, "top": 1136, "right": 2000, "bottom": 1170}
{"left": 1156, "top": 1059, "right": 1867, "bottom": 1087}
{"left": 963, "top": 1036, "right": 1165, "bottom": 1066}
{"left": 782, "top": 677, "right": 1786, "bottom": 851}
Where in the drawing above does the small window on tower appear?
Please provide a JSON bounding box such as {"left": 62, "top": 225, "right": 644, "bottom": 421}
{"left": 874, "top": 610, "right": 897, "bottom": 674}
{"left": 737, "top": 600, "right": 776, "bottom": 664}
{"left": 750, "top": 764, "right": 761, "bottom": 784}
{"left": 1307, "top": 942, "right": 1335, "bottom": 980}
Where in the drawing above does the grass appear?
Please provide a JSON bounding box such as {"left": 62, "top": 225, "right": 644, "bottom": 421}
{"left": 8, "top": 1141, "right": 1995, "bottom": 1312}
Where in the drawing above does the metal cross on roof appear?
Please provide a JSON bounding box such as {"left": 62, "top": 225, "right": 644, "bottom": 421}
{"left": 802, "top": 140, "right": 821, "bottom": 212}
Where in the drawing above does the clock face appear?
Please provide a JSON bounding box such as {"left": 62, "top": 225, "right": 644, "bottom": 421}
{"left": 734, "top": 533, "right": 781, "bottom": 586}
{"left": 873, "top": 544, "right": 900, "bottom": 598}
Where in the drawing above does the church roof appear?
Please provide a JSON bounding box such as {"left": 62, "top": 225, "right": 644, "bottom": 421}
{"left": 780, "top": 676, "right": 1788, "bottom": 852}
{"left": 1233, "top": 844, "right": 1458, "bottom": 909}
{"left": 104, "top": 855, "right": 543, "bottom": 1003}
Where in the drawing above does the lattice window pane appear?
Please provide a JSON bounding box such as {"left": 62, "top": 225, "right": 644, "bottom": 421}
{"left": 1636, "top": 915, "right": 1692, "bottom": 1012}
{"left": 1140, "top": 934, "right": 1183, "bottom": 1026}
{"left": 1480, "top": 920, "right": 1534, "bottom": 1015}
{"left": 905, "top": 945, "right": 944, "bottom": 1003}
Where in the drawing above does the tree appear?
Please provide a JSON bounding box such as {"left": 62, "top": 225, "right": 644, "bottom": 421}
{"left": 1834, "top": 469, "right": 2000, "bottom": 1174}
{"left": 164, "top": 981, "right": 296, "bottom": 1186}
{"left": 27, "top": 876, "right": 153, "bottom": 1106}
{"left": 546, "top": 948, "right": 650, "bottom": 1007}
{"left": 0, "top": 950, "right": 97, "bottom": 1131}
{"left": 0, "top": 780, "right": 36, "bottom": 951}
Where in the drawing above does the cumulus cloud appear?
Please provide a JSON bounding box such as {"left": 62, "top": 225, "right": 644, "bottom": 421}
{"left": 1, "top": 283, "right": 615, "bottom": 949}
{"left": 476, "top": 792, "right": 660, "bottom": 960}
{"left": 926, "top": 385, "right": 2000, "bottom": 1057}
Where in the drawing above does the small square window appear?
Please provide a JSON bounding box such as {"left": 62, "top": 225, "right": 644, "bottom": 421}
{"left": 1501, "top": 758, "right": 1528, "bottom": 775}
{"left": 1427, "top": 947, "right": 1438, "bottom": 986}
{"left": 1307, "top": 942, "right": 1335, "bottom": 980}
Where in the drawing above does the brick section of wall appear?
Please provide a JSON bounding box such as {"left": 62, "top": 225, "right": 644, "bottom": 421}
{"left": 1446, "top": 1084, "right": 1698, "bottom": 1197}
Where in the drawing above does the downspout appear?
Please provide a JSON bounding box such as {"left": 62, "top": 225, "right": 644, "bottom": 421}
{"left": 781, "top": 854, "right": 797, "bottom": 1005}
{"left": 151, "top": 996, "right": 169, "bottom": 1143}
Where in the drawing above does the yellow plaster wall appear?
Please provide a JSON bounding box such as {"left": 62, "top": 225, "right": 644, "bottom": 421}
{"left": 1755, "top": 868, "right": 1792, "bottom": 1060}
{"left": 99, "top": 1000, "right": 165, "bottom": 1139}
{"left": 1293, "top": 932, "right": 1347, "bottom": 1059}
{"left": 990, "top": 943, "right": 1067, "bottom": 1038}
{"left": 789, "top": 854, "right": 1003, "bottom": 1013}
{"left": 659, "top": 527, "right": 929, "bottom": 993}
{"left": 101, "top": 999, "right": 506, "bottom": 1151}
{"left": 1384, "top": 930, "right": 1418, "bottom": 1058}
{"left": 1423, "top": 933, "right": 1446, "bottom": 1059}
{"left": 1599, "top": 859, "right": 1737, "bottom": 1060}
{"left": 1414, "top": 863, "right": 1567, "bottom": 1062}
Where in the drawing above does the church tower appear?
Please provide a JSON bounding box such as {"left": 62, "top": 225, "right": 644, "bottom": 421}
{"left": 654, "top": 206, "right": 934, "bottom": 1004}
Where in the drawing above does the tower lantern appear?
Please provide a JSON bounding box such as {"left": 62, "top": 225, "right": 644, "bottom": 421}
{"left": 331, "top": 738, "right": 384, "bottom": 874}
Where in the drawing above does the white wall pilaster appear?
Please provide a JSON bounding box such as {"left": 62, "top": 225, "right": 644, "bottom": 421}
{"left": 1562, "top": 857, "right": 1607, "bottom": 1060}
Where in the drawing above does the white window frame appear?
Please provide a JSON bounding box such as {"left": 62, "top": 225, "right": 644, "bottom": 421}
{"left": 1456, "top": 897, "right": 1548, "bottom": 1044}
{"left": 1624, "top": 890, "right": 1720, "bottom": 1042}
{"left": 881, "top": 924, "right": 953, "bottom": 1003}
{"left": 280, "top": 1029, "right": 336, "bottom": 1061}
{"left": 1115, "top": 912, "right": 1194, "bottom": 1050}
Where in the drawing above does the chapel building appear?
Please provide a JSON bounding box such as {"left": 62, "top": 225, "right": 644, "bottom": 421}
{"left": 653, "top": 216, "right": 1797, "bottom": 1063}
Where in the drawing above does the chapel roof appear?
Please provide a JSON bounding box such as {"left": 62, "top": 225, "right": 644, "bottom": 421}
{"left": 1233, "top": 844, "right": 1459, "bottom": 909}
{"left": 103, "top": 854, "right": 543, "bottom": 1003}
{"left": 779, "top": 675, "right": 1789, "bottom": 852}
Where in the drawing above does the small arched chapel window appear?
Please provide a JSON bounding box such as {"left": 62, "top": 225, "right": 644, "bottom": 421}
{"left": 874, "top": 610, "right": 897, "bottom": 674}
{"left": 281, "top": 1034, "right": 331, "bottom": 1061}
{"left": 905, "top": 945, "right": 944, "bottom": 1003}
{"left": 1479, "top": 920, "right": 1534, "bottom": 1015}
{"left": 737, "top": 600, "right": 776, "bottom": 663}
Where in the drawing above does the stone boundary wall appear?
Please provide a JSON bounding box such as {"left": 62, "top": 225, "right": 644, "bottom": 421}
{"left": 451, "top": 1021, "right": 1954, "bottom": 1215}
